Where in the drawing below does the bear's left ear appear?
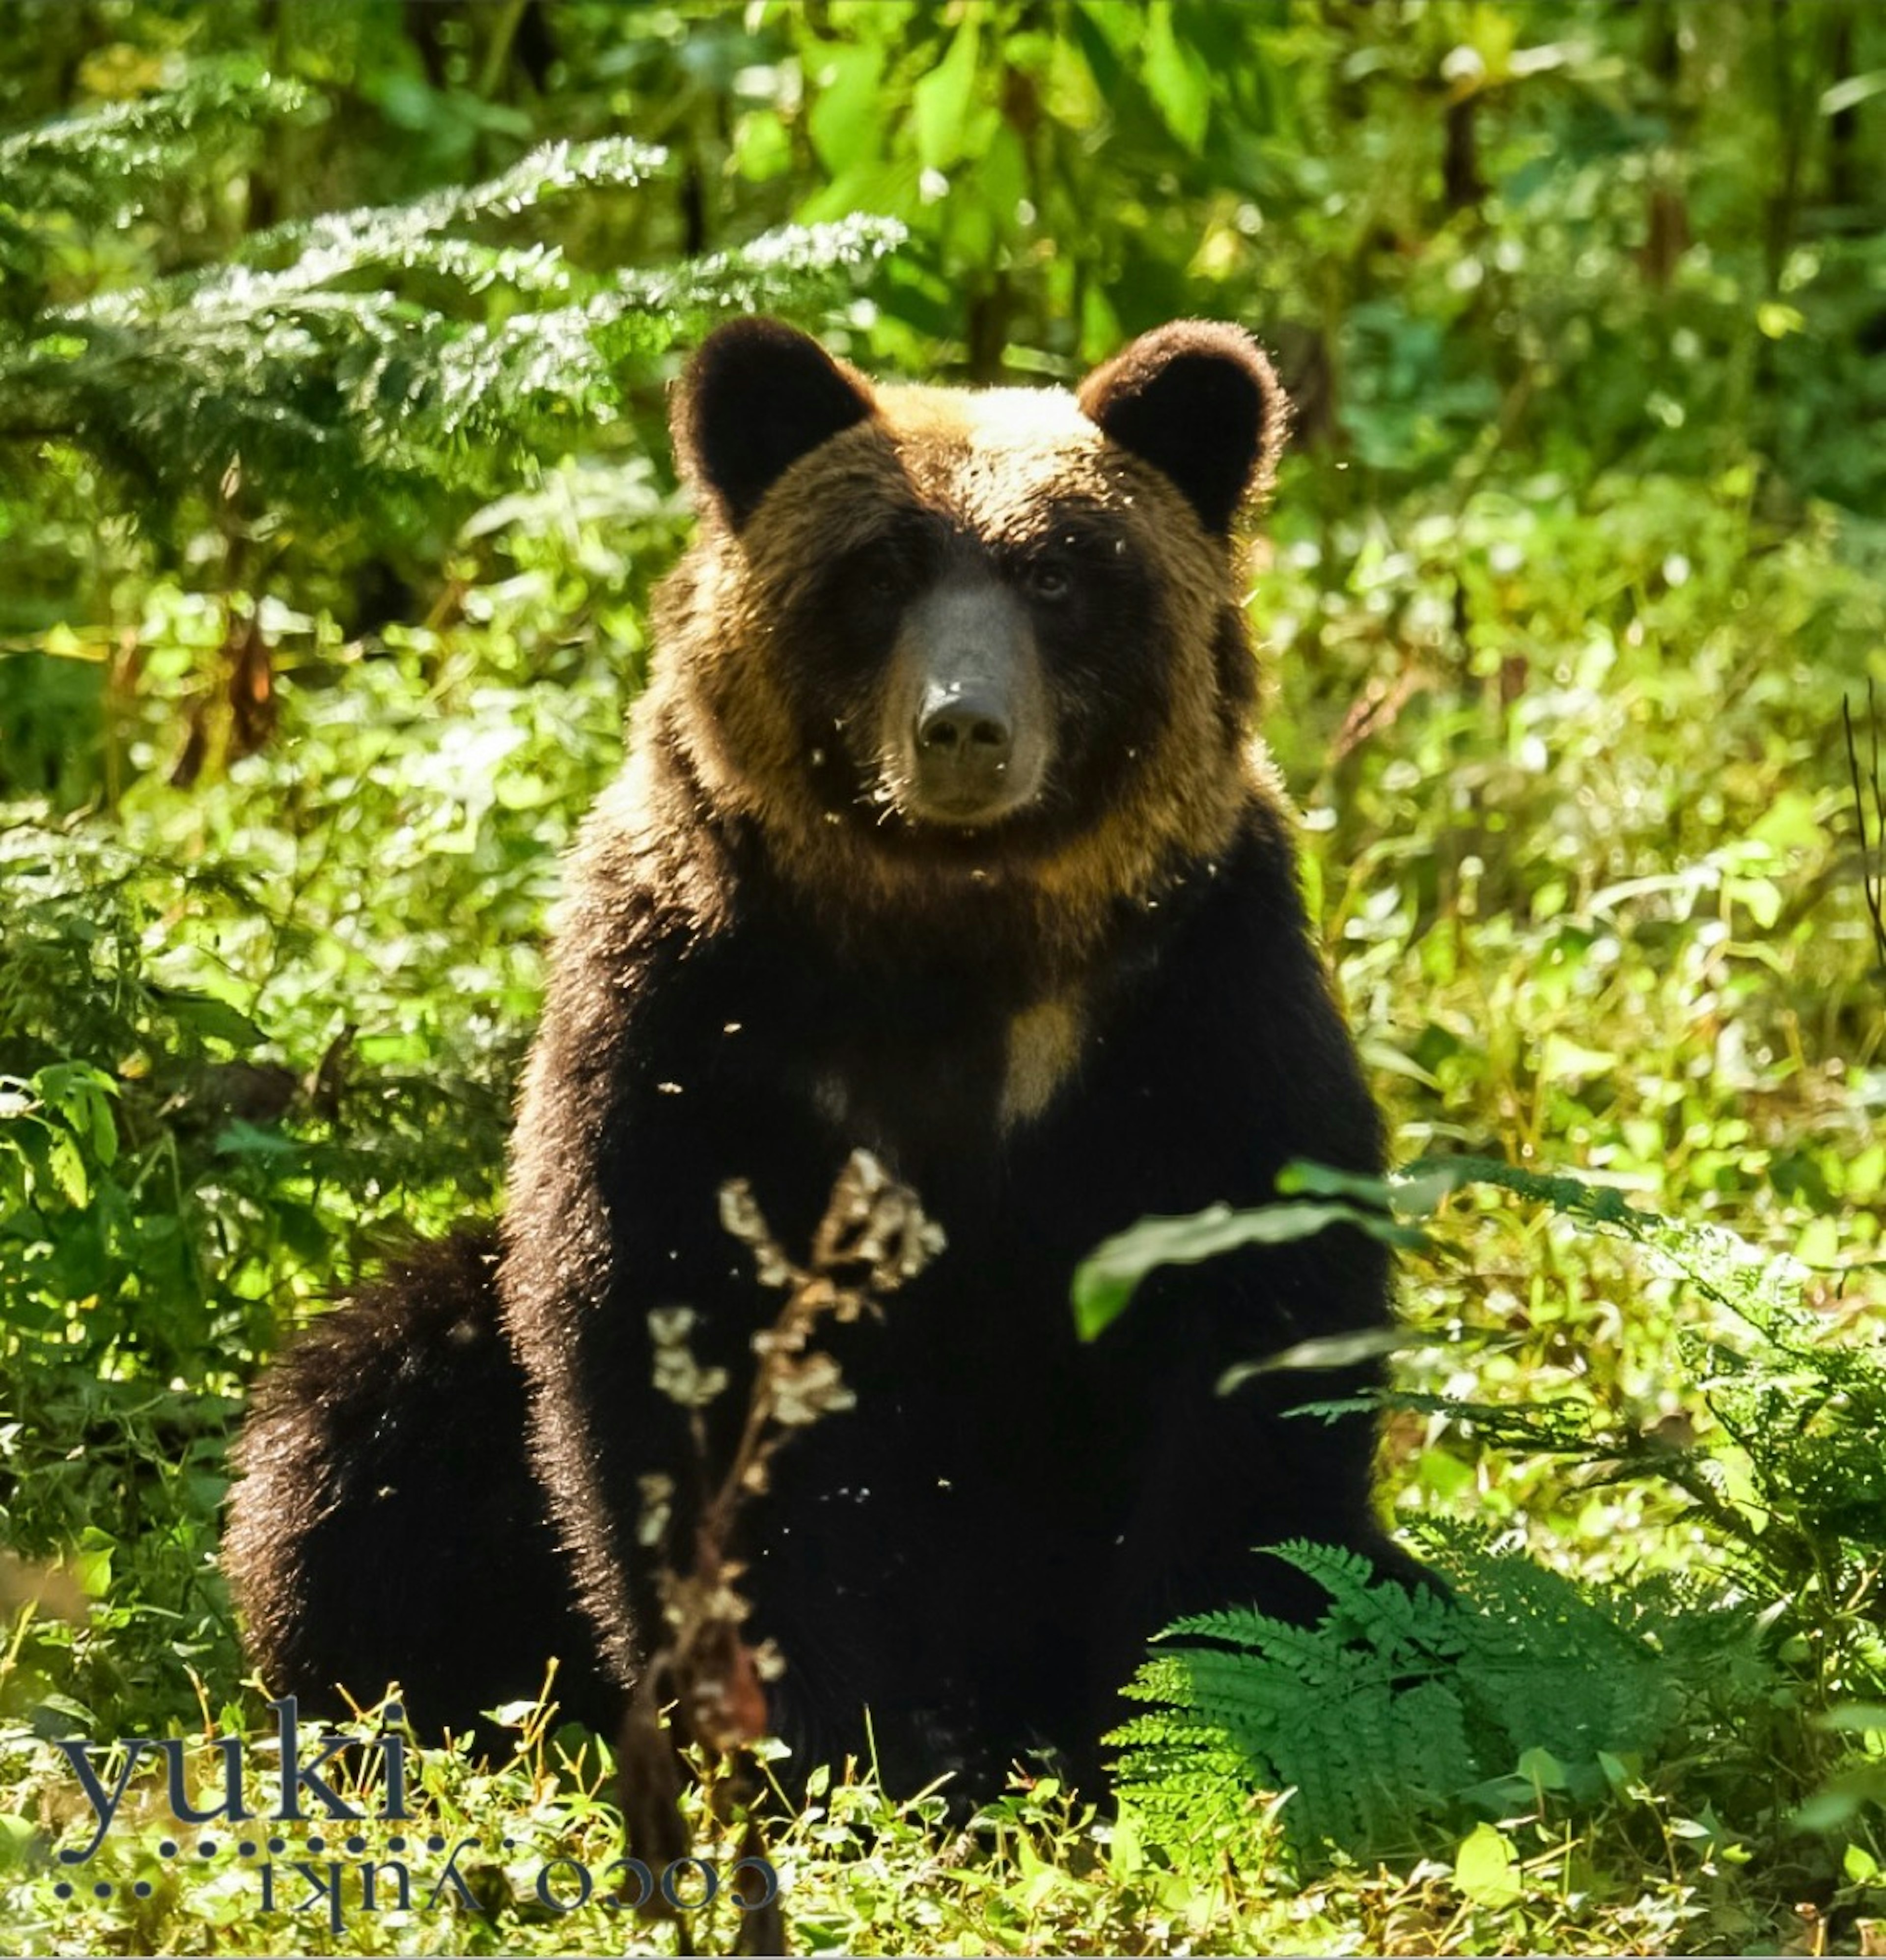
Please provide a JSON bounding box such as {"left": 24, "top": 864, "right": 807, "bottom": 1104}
{"left": 1077, "top": 322, "right": 1288, "bottom": 536}
{"left": 674, "top": 318, "right": 878, "bottom": 530}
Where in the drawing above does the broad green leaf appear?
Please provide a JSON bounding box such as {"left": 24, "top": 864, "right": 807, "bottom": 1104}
{"left": 1726, "top": 873, "right": 1782, "bottom": 929}
{"left": 45, "top": 1129, "right": 88, "bottom": 1207}
{"left": 808, "top": 43, "right": 888, "bottom": 176}
{"left": 913, "top": 21, "right": 980, "bottom": 173}
{"left": 1517, "top": 1745, "right": 1569, "bottom": 1792}
{"left": 1073, "top": 1199, "right": 1423, "bottom": 1342}
{"left": 1815, "top": 1704, "right": 1886, "bottom": 1732}
{"left": 0, "top": 1815, "right": 33, "bottom": 1870}
{"left": 979, "top": 121, "right": 1029, "bottom": 240}
{"left": 152, "top": 987, "right": 266, "bottom": 1052}
{"left": 1142, "top": 1, "right": 1212, "bottom": 154}
{"left": 1748, "top": 790, "right": 1826, "bottom": 854}
{"left": 33, "top": 1062, "right": 119, "bottom": 1167}
{"left": 1276, "top": 1159, "right": 1398, "bottom": 1208}
{"left": 1821, "top": 71, "right": 1886, "bottom": 118}
{"left": 1453, "top": 1822, "right": 1523, "bottom": 1906}
{"left": 732, "top": 108, "right": 793, "bottom": 185}
{"left": 66, "top": 1535, "right": 113, "bottom": 1599}
{"left": 1794, "top": 1765, "right": 1886, "bottom": 1834}
{"left": 1540, "top": 1032, "right": 1616, "bottom": 1085}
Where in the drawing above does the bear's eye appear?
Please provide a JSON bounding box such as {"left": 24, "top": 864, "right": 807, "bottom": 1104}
{"left": 848, "top": 541, "right": 915, "bottom": 605}
{"left": 1024, "top": 557, "right": 1073, "bottom": 604}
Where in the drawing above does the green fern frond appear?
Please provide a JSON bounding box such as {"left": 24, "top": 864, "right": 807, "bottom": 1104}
{"left": 0, "top": 80, "right": 904, "bottom": 525}
{"left": 69, "top": 134, "right": 668, "bottom": 327}
{"left": 0, "top": 60, "right": 310, "bottom": 234}
{"left": 1113, "top": 1529, "right": 1774, "bottom": 1864}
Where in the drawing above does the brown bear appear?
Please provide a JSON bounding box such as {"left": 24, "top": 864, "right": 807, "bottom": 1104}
{"left": 224, "top": 317, "right": 1412, "bottom": 1797}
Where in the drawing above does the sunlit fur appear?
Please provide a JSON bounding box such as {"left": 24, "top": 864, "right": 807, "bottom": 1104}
{"left": 644, "top": 373, "right": 1275, "bottom": 982}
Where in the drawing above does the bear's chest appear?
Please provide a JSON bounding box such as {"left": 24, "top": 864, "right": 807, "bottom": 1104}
{"left": 797, "top": 987, "right": 1087, "bottom": 1171}
{"left": 685, "top": 936, "right": 1092, "bottom": 1196}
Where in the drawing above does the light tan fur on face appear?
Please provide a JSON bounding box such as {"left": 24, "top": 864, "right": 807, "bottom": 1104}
{"left": 644, "top": 378, "right": 1262, "bottom": 980}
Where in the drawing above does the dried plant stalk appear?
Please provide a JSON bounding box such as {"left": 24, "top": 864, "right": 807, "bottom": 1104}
{"left": 617, "top": 1150, "right": 944, "bottom": 1939}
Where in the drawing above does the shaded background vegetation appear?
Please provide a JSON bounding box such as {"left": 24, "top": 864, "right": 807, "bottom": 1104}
{"left": 2, "top": 1, "right": 1886, "bottom": 1952}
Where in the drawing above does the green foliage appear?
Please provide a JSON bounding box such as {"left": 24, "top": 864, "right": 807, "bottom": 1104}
{"left": 1390, "top": 1157, "right": 1886, "bottom": 1665}
{"left": 1111, "top": 1148, "right": 1886, "bottom": 1642}
{"left": 0, "top": 33, "right": 900, "bottom": 789}
{"left": 1113, "top": 1533, "right": 1771, "bottom": 1863}
{"left": 0, "top": 69, "right": 899, "bottom": 521}
{"left": 1107, "top": 1156, "right": 1886, "bottom": 1878}
{"left": 1072, "top": 1196, "right": 1424, "bottom": 1342}
{"left": 0, "top": 460, "right": 678, "bottom": 1735}
{"left": 0, "top": 57, "right": 309, "bottom": 256}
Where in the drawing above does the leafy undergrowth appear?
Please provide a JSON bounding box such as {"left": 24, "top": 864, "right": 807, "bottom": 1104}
{"left": 1, "top": 1692, "right": 1863, "bottom": 1960}
{"left": 3, "top": 462, "right": 1883, "bottom": 1952}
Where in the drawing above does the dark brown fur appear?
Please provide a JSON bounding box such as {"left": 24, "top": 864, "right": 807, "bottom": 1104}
{"left": 227, "top": 319, "right": 1414, "bottom": 1797}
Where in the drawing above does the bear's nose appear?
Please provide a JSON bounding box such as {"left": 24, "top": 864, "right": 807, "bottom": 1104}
{"left": 915, "top": 690, "right": 1013, "bottom": 767}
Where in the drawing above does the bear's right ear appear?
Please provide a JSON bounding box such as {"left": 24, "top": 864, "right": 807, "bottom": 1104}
{"left": 673, "top": 319, "right": 878, "bottom": 531}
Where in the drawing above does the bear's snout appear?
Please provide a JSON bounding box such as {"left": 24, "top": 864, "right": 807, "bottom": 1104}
{"left": 916, "top": 680, "right": 1012, "bottom": 778}
{"left": 890, "top": 577, "right": 1047, "bottom": 826}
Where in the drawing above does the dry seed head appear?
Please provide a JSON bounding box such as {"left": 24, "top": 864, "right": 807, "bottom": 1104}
{"left": 812, "top": 1149, "right": 946, "bottom": 1289}
{"left": 718, "top": 1178, "right": 795, "bottom": 1287}
{"left": 637, "top": 1472, "right": 675, "bottom": 1548}
{"left": 652, "top": 1344, "right": 728, "bottom": 1410}
{"left": 769, "top": 1350, "right": 856, "bottom": 1428}
{"left": 648, "top": 1306, "right": 696, "bottom": 1346}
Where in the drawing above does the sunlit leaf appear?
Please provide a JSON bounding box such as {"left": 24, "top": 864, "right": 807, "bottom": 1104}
{"left": 1073, "top": 1199, "right": 1423, "bottom": 1342}
{"left": 913, "top": 20, "right": 980, "bottom": 173}
{"left": 1453, "top": 1822, "right": 1523, "bottom": 1906}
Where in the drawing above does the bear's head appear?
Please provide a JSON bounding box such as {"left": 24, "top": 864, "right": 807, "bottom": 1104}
{"left": 651, "top": 317, "right": 1288, "bottom": 954}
